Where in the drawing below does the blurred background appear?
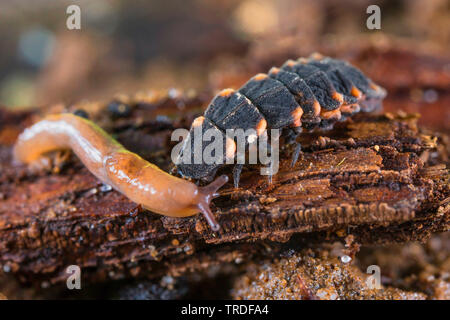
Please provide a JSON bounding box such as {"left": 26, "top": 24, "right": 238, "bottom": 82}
{"left": 0, "top": 0, "right": 448, "bottom": 111}
{"left": 0, "top": 0, "right": 449, "bottom": 300}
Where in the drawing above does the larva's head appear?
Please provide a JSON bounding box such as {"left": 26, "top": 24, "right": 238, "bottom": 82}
{"left": 176, "top": 116, "right": 235, "bottom": 180}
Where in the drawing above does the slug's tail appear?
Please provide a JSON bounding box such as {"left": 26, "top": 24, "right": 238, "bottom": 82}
{"left": 197, "top": 175, "right": 229, "bottom": 232}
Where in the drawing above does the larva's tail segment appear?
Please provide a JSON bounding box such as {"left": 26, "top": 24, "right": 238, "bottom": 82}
{"left": 196, "top": 174, "right": 229, "bottom": 231}
{"left": 307, "top": 53, "right": 387, "bottom": 102}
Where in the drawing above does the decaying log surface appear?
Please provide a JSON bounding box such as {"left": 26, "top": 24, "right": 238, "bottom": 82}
{"left": 0, "top": 92, "right": 448, "bottom": 286}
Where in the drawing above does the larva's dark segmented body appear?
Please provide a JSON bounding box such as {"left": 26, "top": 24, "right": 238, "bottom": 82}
{"left": 177, "top": 53, "right": 387, "bottom": 187}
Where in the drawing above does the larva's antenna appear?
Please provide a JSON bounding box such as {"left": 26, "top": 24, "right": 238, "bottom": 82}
{"left": 197, "top": 175, "right": 229, "bottom": 231}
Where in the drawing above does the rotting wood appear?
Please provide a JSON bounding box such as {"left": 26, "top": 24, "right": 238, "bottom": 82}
{"left": 0, "top": 94, "right": 448, "bottom": 285}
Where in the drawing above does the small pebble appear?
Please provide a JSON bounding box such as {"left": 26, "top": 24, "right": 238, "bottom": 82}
{"left": 161, "top": 275, "right": 174, "bottom": 286}
{"left": 99, "top": 184, "right": 112, "bottom": 192}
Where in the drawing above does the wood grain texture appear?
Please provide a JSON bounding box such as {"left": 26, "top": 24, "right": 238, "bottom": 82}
{"left": 0, "top": 96, "right": 448, "bottom": 285}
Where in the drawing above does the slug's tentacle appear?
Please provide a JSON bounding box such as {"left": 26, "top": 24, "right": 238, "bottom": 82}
{"left": 14, "top": 113, "right": 228, "bottom": 231}
{"left": 196, "top": 174, "right": 229, "bottom": 231}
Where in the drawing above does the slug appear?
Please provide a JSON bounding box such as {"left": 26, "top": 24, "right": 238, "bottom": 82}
{"left": 13, "top": 113, "right": 228, "bottom": 231}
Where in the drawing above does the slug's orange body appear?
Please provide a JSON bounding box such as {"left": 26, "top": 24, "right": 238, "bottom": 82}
{"left": 13, "top": 114, "right": 228, "bottom": 231}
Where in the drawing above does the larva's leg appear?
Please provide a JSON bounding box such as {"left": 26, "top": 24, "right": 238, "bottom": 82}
{"left": 291, "top": 143, "right": 302, "bottom": 167}
{"left": 318, "top": 118, "right": 338, "bottom": 131}
{"left": 233, "top": 163, "right": 244, "bottom": 188}
{"left": 282, "top": 127, "right": 302, "bottom": 167}
{"left": 283, "top": 127, "right": 297, "bottom": 144}
{"left": 286, "top": 129, "right": 302, "bottom": 167}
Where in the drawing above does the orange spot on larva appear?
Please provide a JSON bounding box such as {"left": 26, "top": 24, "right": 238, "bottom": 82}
{"left": 219, "top": 88, "right": 235, "bottom": 97}
{"left": 269, "top": 67, "right": 280, "bottom": 75}
{"left": 286, "top": 60, "right": 295, "bottom": 67}
{"left": 256, "top": 118, "right": 267, "bottom": 136}
{"left": 370, "top": 82, "right": 381, "bottom": 91}
{"left": 310, "top": 52, "right": 323, "bottom": 60}
{"left": 192, "top": 116, "right": 205, "bottom": 128}
{"left": 321, "top": 108, "right": 341, "bottom": 120}
{"left": 350, "top": 86, "right": 362, "bottom": 99}
{"left": 332, "top": 91, "right": 344, "bottom": 104}
{"left": 225, "top": 138, "right": 236, "bottom": 160}
{"left": 254, "top": 73, "right": 268, "bottom": 81}
{"left": 313, "top": 100, "right": 321, "bottom": 116}
{"left": 297, "top": 57, "right": 308, "bottom": 64}
{"left": 291, "top": 107, "right": 303, "bottom": 127}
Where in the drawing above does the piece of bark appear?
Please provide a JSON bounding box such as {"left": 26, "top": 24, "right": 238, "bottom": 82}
{"left": 0, "top": 92, "right": 448, "bottom": 286}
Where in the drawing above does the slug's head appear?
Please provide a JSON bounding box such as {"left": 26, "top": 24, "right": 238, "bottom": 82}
{"left": 176, "top": 116, "right": 236, "bottom": 181}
